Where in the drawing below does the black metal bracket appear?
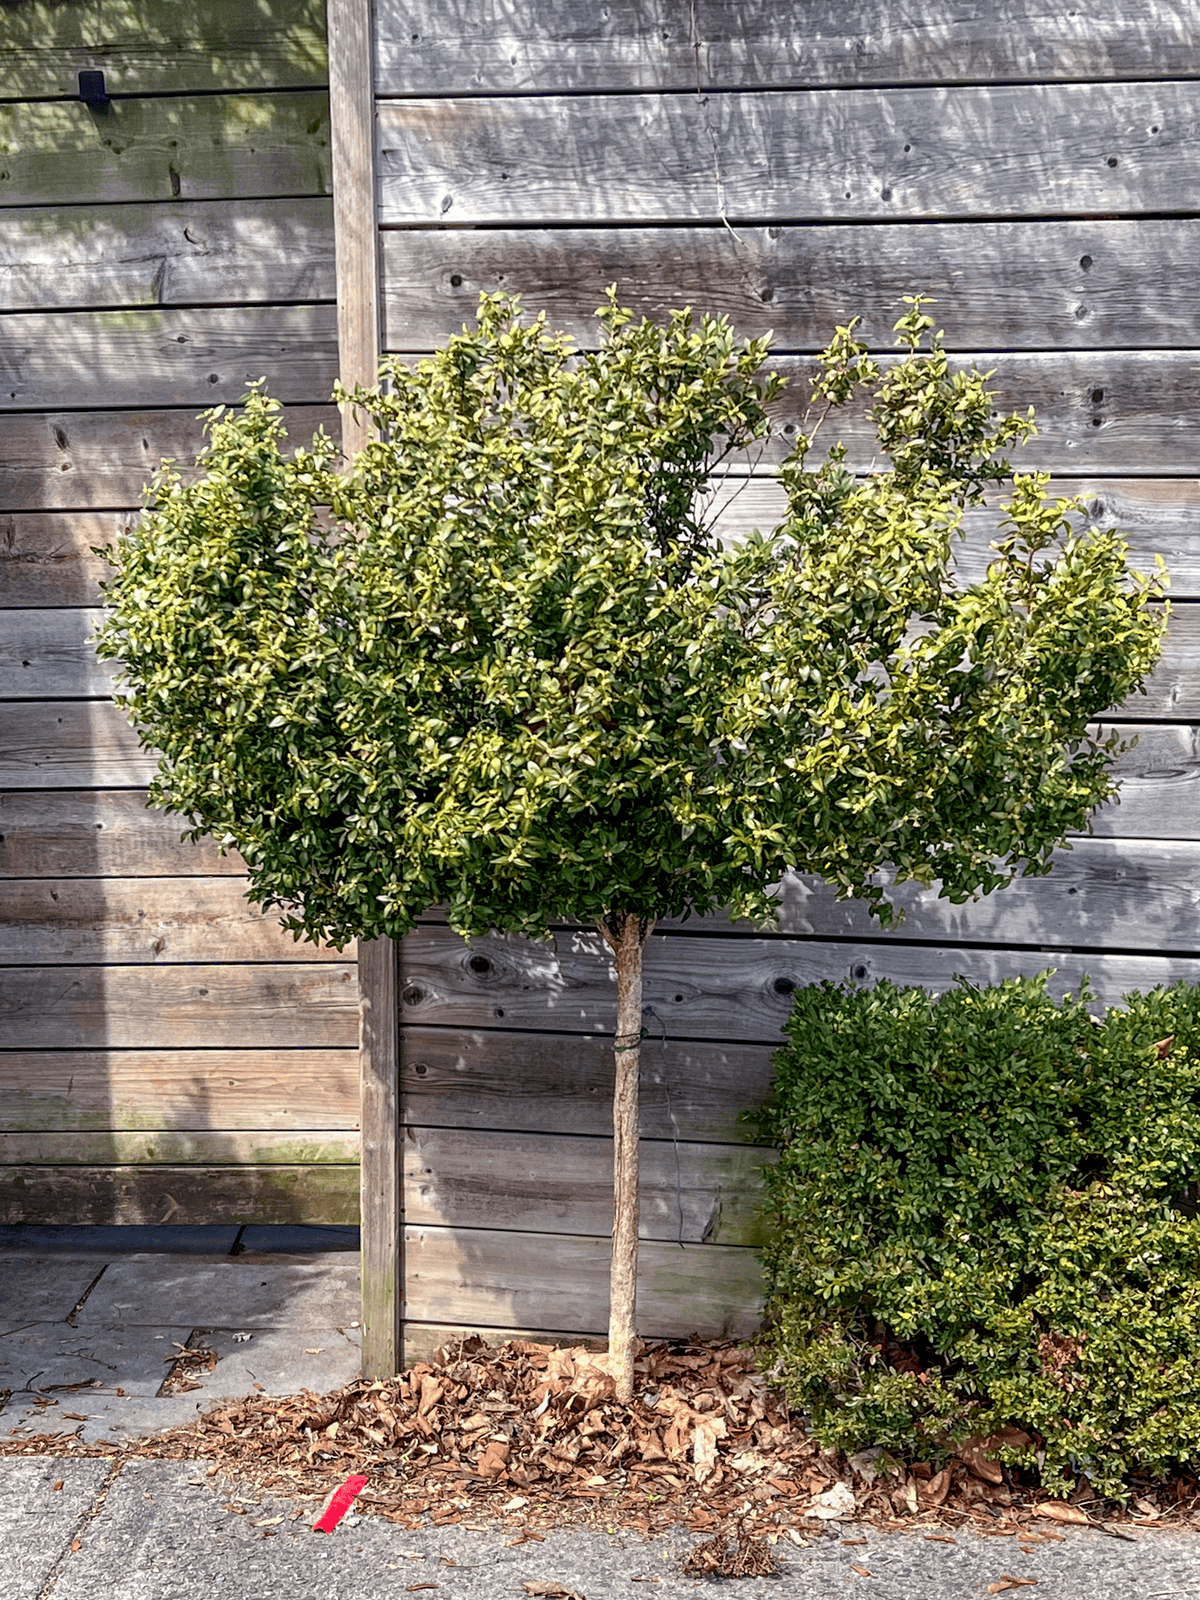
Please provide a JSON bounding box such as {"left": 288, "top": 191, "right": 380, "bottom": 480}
{"left": 78, "top": 70, "right": 110, "bottom": 112}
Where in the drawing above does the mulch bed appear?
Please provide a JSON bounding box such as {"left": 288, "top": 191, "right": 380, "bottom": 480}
{"left": 3, "top": 1335, "right": 1198, "bottom": 1556}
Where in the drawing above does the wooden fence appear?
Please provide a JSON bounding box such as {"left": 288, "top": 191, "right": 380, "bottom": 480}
{"left": 0, "top": 0, "right": 359, "bottom": 1227}
{"left": 364, "top": 0, "right": 1200, "bottom": 1362}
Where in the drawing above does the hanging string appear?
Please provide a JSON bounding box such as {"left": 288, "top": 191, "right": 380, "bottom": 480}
{"left": 643, "top": 1003, "right": 686, "bottom": 1248}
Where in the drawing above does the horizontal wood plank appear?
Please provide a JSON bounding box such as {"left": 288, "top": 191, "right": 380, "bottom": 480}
{"left": 0, "top": 405, "right": 338, "bottom": 513}
{"left": 401, "top": 1027, "right": 773, "bottom": 1144}
{"left": 376, "top": 1, "right": 1200, "bottom": 94}
{"left": 0, "top": 790, "right": 246, "bottom": 878}
{"left": 5, "top": 0, "right": 327, "bottom": 98}
{"left": 5, "top": 705, "right": 1199, "bottom": 841}
{"left": 0, "top": 1130, "right": 359, "bottom": 1165}
{"left": 0, "top": 1049, "right": 359, "bottom": 1132}
{"left": 7, "top": 478, "right": 1200, "bottom": 608}
{"left": 0, "top": 93, "right": 331, "bottom": 209}
{"left": 0, "top": 702, "right": 154, "bottom": 788}
{"left": 1, "top": 512, "right": 135, "bottom": 608}
{"left": 0, "top": 1164, "right": 358, "bottom": 1227}
{"left": 704, "top": 477, "right": 1200, "bottom": 598}
{"left": 0, "top": 964, "right": 358, "bottom": 1050}
{"left": 0, "top": 878, "right": 351, "bottom": 964}
{"left": 377, "top": 83, "right": 1200, "bottom": 227}
{"left": 6, "top": 599, "right": 1192, "bottom": 716}
{"left": 381, "top": 219, "right": 1200, "bottom": 353}
{"left": 1, "top": 305, "right": 340, "bottom": 411}
{"left": 400, "top": 1322, "right": 609, "bottom": 1364}
{"left": 378, "top": 350, "right": 1200, "bottom": 476}
{"left": 0, "top": 198, "right": 336, "bottom": 316}
{"left": 404, "top": 1127, "right": 769, "bottom": 1247}
{"left": 404, "top": 1224, "right": 762, "bottom": 1340}
{"left": 398, "top": 924, "right": 1200, "bottom": 1042}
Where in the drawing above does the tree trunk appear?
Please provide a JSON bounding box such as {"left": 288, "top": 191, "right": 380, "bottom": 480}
{"left": 599, "top": 909, "right": 655, "bottom": 1405}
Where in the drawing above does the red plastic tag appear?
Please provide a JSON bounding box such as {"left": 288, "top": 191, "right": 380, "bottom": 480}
{"left": 313, "top": 1474, "right": 368, "bottom": 1533}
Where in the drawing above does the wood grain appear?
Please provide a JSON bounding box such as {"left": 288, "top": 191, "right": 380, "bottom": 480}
{"left": 401, "top": 1027, "right": 774, "bottom": 1144}
{"left": 358, "top": 933, "right": 402, "bottom": 1380}
{"left": 0, "top": 1130, "right": 360, "bottom": 1166}
{"left": 377, "top": 349, "right": 1200, "bottom": 476}
{"left": 0, "top": 405, "right": 338, "bottom": 512}
{"left": 0, "top": 305, "right": 339, "bottom": 411}
{"left": 0, "top": 198, "right": 336, "bottom": 316}
{"left": 702, "top": 477, "right": 1200, "bottom": 598}
{"left": 0, "top": 791, "right": 245, "bottom": 879}
{"left": 1, "top": 513, "right": 136, "bottom": 609}
{"left": 0, "top": 1164, "right": 359, "bottom": 1227}
{"left": 398, "top": 924, "right": 1200, "bottom": 1042}
{"left": 0, "top": 964, "right": 358, "bottom": 1050}
{"left": 404, "top": 1224, "right": 762, "bottom": 1340}
{"left": 376, "top": 1, "right": 1200, "bottom": 94}
{"left": 6, "top": 599, "right": 1190, "bottom": 715}
{"left": 404, "top": 1126, "right": 770, "bottom": 1247}
{"left": 5, "top": 0, "right": 328, "bottom": 98}
{"left": 380, "top": 219, "right": 1200, "bottom": 353}
{"left": 7, "top": 478, "right": 1200, "bottom": 608}
{"left": 0, "top": 93, "right": 331, "bottom": 209}
{"left": 0, "top": 1049, "right": 360, "bottom": 1132}
{"left": 376, "top": 83, "right": 1200, "bottom": 227}
{"left": 400, "top": 1321, "right": 609, "bottom": 1364}
{"left": 0, "top": 702, "right": 155, "bottom": 788}
{"left": 0, "top": 878, "right": 351, "bottom": 965}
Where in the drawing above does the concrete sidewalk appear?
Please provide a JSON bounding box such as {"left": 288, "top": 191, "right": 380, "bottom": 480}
{"left": 2, "top": 1227, "right": 1198, "bottom": 1598}
{"left": 0, "top": 1225, "right": 362, "bottom": 1444}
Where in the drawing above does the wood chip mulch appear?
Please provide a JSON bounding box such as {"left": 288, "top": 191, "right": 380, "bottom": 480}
{"left": 3, "top": 1335, "right": 1199, "bottom": 1550}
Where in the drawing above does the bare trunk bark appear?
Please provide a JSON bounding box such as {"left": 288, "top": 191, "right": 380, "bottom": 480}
{"left": 599, "top": 910, "right": 655, "bottom": 1405}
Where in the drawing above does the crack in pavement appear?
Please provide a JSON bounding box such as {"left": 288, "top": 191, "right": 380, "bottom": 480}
{"left": 36, "top": 1457, "right": 123, "bottom": 1600}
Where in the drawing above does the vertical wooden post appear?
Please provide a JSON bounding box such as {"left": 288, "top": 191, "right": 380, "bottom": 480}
{"left": 327, "top": 0, "right": 400, "bottom": 1378}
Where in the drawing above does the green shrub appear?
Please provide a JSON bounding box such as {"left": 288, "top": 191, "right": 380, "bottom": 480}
{"left": 756, "top": 974, "right": 1200, "bottom": 1497}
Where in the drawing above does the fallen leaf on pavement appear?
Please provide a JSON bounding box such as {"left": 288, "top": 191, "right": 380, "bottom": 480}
{"left": 988, "top": 1580, "right": 1038, "bottom": 1594}
{"left": 850, "top": 1563, "right": 873, "bottom": 1577}
{"left": 1033, "top": 1502, "right": 1089, "bottom": 1525}
{"left": 522, "top": 1584, "right": 584, "bottom": 1599}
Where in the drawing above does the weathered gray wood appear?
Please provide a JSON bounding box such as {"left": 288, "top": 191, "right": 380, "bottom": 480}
{"left": 359, "top": 934, "right": 402, "bottom": 1379}
{"left": 0, "top": 791, "right": 244, "bottom": 878}
{"left": 0, "top": 405, "right": 338, "bottom": 512}
{"left": 376, "top": 1, "right": 1200, "bottom": 94}
{"left": 0, "top": 1049, "right": 360, "bottom": 1132}
{"left": 7, "top": 599, "right": 1189, "bottom": 714}
{"left": 401, "top": 1027, "right": 774, "bottom": 1144}
{"left": 0, "top": 1164, "right": 358, "bottom": 1227}
{"left": 1, "top": 513, "right": 135, "bottom": 609}
{"left": 7, "top": 479, "right": 1200, "bottom": 608}
{"left": 377, "top": 350, "right": 1200, "bottom": 476}
{"left": 0, "top": 94, "right": 331, "bottom": 209}
{"left": 381, "top": 219, "right": 1200, "bottom": 353}
{"left": 703, "top": 477, "right": 1200, "bottom": 598}
{"left": 404, "top": 1224, "right": 762, "bottom": 1340}
{"left": 400, "top": 1322, "right": 607, "bottom": 1364}
{"left": 404, "top": 1126, "right": 769, "bottom": 1247}
{"left": 0, "top": 199, "right": 336, "bottom": 316}
{"left": 329, "top": 0, "right": 383, "bottom": 460}
{"left": 0, "top": 702, "right": 154, "bottom": 788}
{"left": 0, "top": 964, "right": 358, "bottom": 1050}
{"left": 0, "top": 878, "right": 351, "bottom": 964}
{"left": 0, "top": 306, "right": 339, "bottom": 411}
{"left": 5, "top": 0, "right": 328, "bottom": 98}
{"left": 330, "top": 0, "right": 394, "bottom": 1376}
{"left": 6, "top": 704, "right": 1198, "bottom": 838}
{"left": 377, "top": 83, "right": 1200, "bottom": 227}
{"left": 0, "top": 1130, "right": 359, "bottom": 1166}
{"left": 399, "top": 924, "right": 1200, "bottom": 1043}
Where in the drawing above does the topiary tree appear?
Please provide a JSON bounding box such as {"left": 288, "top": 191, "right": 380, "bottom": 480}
{"left": 96, "top": 295, "right": 1164, "bottom": 1401}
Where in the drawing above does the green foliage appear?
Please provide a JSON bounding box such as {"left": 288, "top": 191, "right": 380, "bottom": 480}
{"left": 757, "top": 975, "right": 1200, "bottom": 1497}
{"left": 96, "top": 294, "right": 1163, "bottom": 947}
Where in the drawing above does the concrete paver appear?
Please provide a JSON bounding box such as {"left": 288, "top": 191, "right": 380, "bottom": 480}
{"left": 0, "top": 1323, "right": 195, "bottom": 1399}
{"left": 75, "top": 1256, "right": 359, "bottom": 1330}
{"left": 10, "top": 1456, "right": 1198, "bottom": 1600}
{"left": 177, "top": 1324, "right": 362, "bottom": 1402}
{"left": 0, "top": 1458, "right": 112, "bottom": 1600}
{"left": 0, "top": 1261, "right": 107, "bottom": 1335}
